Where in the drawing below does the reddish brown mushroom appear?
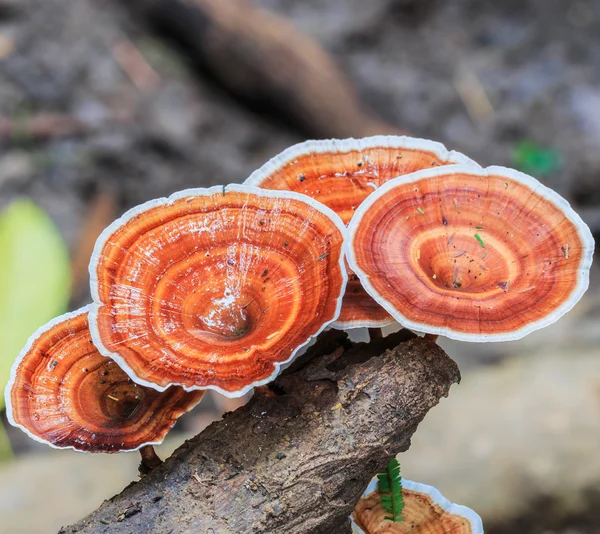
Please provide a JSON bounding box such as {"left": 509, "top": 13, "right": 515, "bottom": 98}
{"left": 351, "top": 477, "right": 483, "bottom": 533}
{"left": 347, "top": 164, "right": 595, "bottom": 341}
{"left": 5, "top": 307, "right": 204, "bottom": 453}
{"left": 245, "top": 135, "right": 477, "bottom": 329}
{"left": 89, "top": 185, "right": 347, "bottom": 396}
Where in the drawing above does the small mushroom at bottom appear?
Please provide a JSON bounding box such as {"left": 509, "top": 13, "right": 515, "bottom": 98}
{"left": 350, "top": 476, "right": 483, "bottom": 533}
{"left": 4, "top": 306, "right": 204, "bottom": 470}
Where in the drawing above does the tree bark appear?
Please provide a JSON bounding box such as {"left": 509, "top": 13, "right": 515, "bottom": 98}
{"left": 60, "top": 330, "right": 460, "bottom": 534}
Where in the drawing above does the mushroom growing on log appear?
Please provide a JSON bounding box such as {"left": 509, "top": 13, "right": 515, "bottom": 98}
{"left": 351, "top": 476, "right": 484, "bottom": 533}
{"left": 59, "top": 330, "right": 460, "bottom": 534}
{"left": 347, "top": 164, "right": 595, "bottom": 341}
{"left": 246, "top": 135, "right": 477, "bottom": 330}
{"left": 89, "top": 185, "right": 347, "bottom": 396}
{"left": 5, "top": 307, "right": 204, "bottom": 456}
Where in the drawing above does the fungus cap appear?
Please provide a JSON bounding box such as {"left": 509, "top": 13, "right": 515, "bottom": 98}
{"left": 245, "top": 135, "right": 477, "bottom": 329}
{"left": 347, "top": 164, "right": 595, "bottom": 342}
{"left": 351, "top": 477, "right": 484, "bottom": 533}
{"left": 5, "top": 307, "right": 204, "bottom": 453}
{"left": 89, "top": 184, "right": 347, "bottom": 397}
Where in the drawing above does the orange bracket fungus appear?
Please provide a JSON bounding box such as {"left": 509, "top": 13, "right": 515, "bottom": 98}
{"left": 347, "top": 164, "right": 595, "bottom": 342}
{"left": 351, "top": 477, "right": 484, "bottom": 533}
{"left": 245, "top": 135, "right": 478, "bottom": 329}
{"left": 5, "top": 307, "right": 204, "bottom": 453}
{"left": 89, "top": 184, "right": 347, "bottom": 397}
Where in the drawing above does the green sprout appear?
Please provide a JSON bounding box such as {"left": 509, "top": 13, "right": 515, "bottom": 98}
{"left": 378, "top": 458, "right": 405, "bottom": 522}
{"left": 513, "top": 141, "right": 561, "bottom": 176}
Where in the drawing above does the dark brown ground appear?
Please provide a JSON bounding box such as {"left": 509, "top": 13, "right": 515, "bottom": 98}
{"left": 2, "top": 0, "right": 600, "bottom": 232}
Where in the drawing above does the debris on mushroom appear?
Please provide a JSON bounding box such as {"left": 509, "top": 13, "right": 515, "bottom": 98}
{"left": 245, "top": 135, "right": 477, "bottom": 329}
{"left": 5, "top": 307, "right": 204, "bottom": 453}
{"left": 89, "top": 184, "right": 347, "bottom": 397}
{"left": 351, "top": 477, "right": 484, "bottom": 533}
{"left": 347, "top": 164, "right": 595, "bottom": 342}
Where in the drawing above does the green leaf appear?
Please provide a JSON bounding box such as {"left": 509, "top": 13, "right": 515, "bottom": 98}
{"left": 513, "top": 141, "right": 561, "bottom": 177}
{"left": 377, "top": 458, "right": 405, "bottom": 522}
{"left": 0, "top": 199, "right": 71, "bottom": 410}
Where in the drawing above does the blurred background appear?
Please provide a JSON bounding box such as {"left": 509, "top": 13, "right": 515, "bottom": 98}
{"left": 0, "top": 0, "right": 599, "bottom": 532}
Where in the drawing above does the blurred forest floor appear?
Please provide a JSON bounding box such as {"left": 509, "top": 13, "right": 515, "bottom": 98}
{"left": 0, "top": 0, "right": 599, "bottom": 532}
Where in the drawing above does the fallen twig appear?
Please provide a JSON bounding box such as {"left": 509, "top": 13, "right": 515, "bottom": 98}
{"left": 124, "top": 0, "right": 401, "bottom": 138}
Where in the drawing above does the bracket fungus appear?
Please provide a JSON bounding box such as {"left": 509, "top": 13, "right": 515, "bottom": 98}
{"left": 89, "top": 184, "right": 347, "bottom": 397}
{"left": 347, "top": 164, "right": 595, "bottom": 341}
{"left": 5, "top": 307, "right": 204, "bottom": 453}
{"left": 245, "top": 135, "right": 477, "bottom": 329}
{"left": 351, "top": 477, "right": 484, "bottom": 533}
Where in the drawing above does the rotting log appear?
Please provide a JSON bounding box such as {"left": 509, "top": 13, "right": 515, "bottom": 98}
{"left": 60, "top": 330, "right": 460, "bottom": 534}
{"left": 124, "top": 0, "right": 401, "bottom": 139}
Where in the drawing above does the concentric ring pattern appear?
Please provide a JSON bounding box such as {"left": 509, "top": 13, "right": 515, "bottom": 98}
{"left": 89, "top": 185, "right": 347, "bottom": 396}
{"left": 347, "top": 165, "right": 595, "bottom": 341}
{"left": 5, "top": 308, "right": 204, "bottom": 452}
{"left": 351, "top": 479, "right": 483, "bottom": 533}
{"left": 246, "top": 135, "right": 477, "bottom": 328}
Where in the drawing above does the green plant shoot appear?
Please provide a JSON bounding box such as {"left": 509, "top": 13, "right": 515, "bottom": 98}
{"left": 377, "top": 458, "right": 405, "bottom": 522}
{"left": 513, "top": 141, "right": 561, "bottom": 176}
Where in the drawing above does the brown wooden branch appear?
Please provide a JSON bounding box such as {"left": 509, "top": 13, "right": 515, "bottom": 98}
{"left": 125, "top": 0, "right": 402, "bottom": 139}
{"left": 60, "top": 330, "right": 459, "bottom": 534}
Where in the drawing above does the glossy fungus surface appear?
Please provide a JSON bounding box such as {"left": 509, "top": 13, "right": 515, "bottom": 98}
{"left": 347, "top": 164, "right": 595, "bottom": 341}
{"left": 351, "top": 478, "right": 483, "bottom": 534}
{"left": 246, "top": 135, "right": 477, "bottom": 328}
{"left": 90, "top": 185, "right": 346, "bottom": 396}
{"left": 5, "top": 308, "right": 204, "bottom": 452}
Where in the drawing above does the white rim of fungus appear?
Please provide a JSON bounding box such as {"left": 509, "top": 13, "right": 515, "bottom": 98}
{"left": 346, "top": 164, "right": 595, "bottom": 343}
{"left": 350, "top": 477, "right": 484, "bottom": 533}
{"left": 331, "top": 316, "right": 397, "bottom": 330}
{"left": 4, "top": 305, "right": 200, "bottom": 453}
{"left": 88, "top": 184, "right": 349, "bottom": 398}
{"left": 244, "top": 135, "right": 480, "bottom": 188}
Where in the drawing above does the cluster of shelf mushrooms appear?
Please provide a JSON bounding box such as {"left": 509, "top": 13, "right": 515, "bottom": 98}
{"left": 5, "top": 136, "right": 594, "bottom": 533}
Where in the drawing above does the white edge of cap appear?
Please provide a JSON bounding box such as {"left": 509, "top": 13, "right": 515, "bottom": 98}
{"left": 88, "top": 183, "right": 349, "bottom": 398}
{"left": 350, "top": 477, "right": 484, "bottom": 534}
{"left": 331, "top": 317, "right": 396, "bottom": 330}
{"left": 244, "top": 135, "right": 480, "bottom": 188}
{"left": 345, "top": 163, "right": 595, "bottom": 343}
{"left": 4, "top": 305, "right": 197, "bottom": 453}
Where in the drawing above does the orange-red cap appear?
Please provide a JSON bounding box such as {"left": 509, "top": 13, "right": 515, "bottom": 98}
{"left": 351, "top": 477, "right": 483, "bottom": 533}
{"left": 89, "top": 185, "right": 347, "bottom": 396}
{"left": 5, "top": 308, "right": 204, "bottom": 452}
{"left": 245, "top": 136, "right": 477, "bottom": 328}
{"left": 347, "top": 165, "right": 595, "bottom": 341}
